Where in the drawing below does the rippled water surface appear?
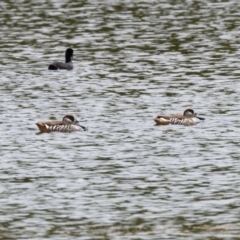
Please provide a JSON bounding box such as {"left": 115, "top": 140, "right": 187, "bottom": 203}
{"left": 1, "top": 0, "right": 240, "bottom": 239}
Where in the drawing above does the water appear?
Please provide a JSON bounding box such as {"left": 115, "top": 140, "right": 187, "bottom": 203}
{"left": 1, "top": 0, "right": 240, "bottom": 239}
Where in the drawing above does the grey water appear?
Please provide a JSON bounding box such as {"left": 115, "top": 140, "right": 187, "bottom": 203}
{"left": 1, "top": 0, "right": 240, "bottom": 239}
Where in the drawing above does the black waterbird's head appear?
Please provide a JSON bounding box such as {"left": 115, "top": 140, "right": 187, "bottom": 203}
{"left": 65, "top": 48, "right": 74, "bottom": 63}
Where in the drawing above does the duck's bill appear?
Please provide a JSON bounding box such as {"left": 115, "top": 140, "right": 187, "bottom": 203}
{"left": 75, "top": 121, "right": 87, "bottom": 131}
{"left": 80, "top": 125, "right": 87, "bottom": 131}
{"left": 195, "top": 116, "right": 205, "bottom": 120}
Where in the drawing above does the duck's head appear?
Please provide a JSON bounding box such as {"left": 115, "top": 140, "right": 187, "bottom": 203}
{"left": 184, "top": 108, "right": 205, "bottom": 120}
{"left": 183, "top": 108, "right": 195, "bottom": 117}
{"left": 62, "top": 114, "right": 76, "bottom": 124}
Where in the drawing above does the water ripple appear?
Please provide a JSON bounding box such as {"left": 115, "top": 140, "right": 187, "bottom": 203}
{"left": 1, "top": 0, "right": 240, "bottom": 239}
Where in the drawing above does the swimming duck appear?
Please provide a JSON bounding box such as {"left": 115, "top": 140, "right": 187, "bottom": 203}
{"left": 48, "top": 48, "right": 74, "bottom": 70}
{"left": 36, "top": 114, "right": 86, "bottom": 133}
{"left": 154, "top": 108, "right": 205, "bottom": 126}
